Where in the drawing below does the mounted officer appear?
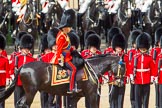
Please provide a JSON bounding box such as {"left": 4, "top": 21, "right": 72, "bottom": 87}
{"left": 53, "top": 9, "right": 81, "bottom": 94}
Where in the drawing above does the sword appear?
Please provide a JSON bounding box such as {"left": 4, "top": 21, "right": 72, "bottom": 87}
{"left": 133, "top": 57, "right": 137, "bottom": 78}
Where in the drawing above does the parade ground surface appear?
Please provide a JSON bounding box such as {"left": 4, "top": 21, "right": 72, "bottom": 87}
{"left": 5, "top": 84, "right": 156, "bottom": 108}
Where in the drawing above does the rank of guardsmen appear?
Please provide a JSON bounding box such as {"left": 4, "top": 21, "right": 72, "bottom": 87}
{"left": 1, "top": 0, "right": 162, "bottom": 107}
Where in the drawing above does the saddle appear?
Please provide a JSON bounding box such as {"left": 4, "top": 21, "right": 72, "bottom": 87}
{"left": 51, "top": 51, "right": 88, "bottom": 86}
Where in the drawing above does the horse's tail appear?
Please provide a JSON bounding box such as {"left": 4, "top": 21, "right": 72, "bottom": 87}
{"left": 0, "top": 67, "right": 21, "bottom": 102}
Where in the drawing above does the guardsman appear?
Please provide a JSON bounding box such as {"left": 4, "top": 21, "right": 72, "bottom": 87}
{"left": 81, "top": 33, "right": 102, "bottom": 108}
{"left": 108, "top": 33, "right": 128, "bottom": 108}
{"left": 10, "top": 34, "right": 35, "bottom": 107}
{"left": 155, "top": 36, "right": 162, "bottom": 108}
{"left": 150, "top": 27, "right": 162, "bottom": 108}
{"left": 53, "top": 9, "right": 81, "bottom": 94}
{"left": 104, "top": 27, "right": 122, "bottom": 54}
{"left": 0, "top": 34, "right": 10, "bottom": 108}
{"left": 9, "top": 31, "right": 28, "bottom": 81}
{"left": 130, "top": 32, "right": 156, "bottom": 108}
{"left": 127, "top": 30, "right": 142, "bottom": 108}
{"left": 103, "top": 27, "right": 122, "bottom": 106}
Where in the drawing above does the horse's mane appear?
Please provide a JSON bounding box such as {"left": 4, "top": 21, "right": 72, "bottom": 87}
{"left": 86, "top": 54, "right": 119, "bottom": 60}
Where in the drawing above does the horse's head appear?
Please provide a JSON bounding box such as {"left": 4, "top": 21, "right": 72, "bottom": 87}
{"left": 96, "top": 4, "right": 107, "bottom": 20}
{"left": 86, "top": 54, "right": 126, "bottom": 77}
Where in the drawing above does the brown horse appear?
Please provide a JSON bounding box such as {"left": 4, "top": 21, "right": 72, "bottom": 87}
{"left": 0, "top": 53, "right": 126, "bottom": 108}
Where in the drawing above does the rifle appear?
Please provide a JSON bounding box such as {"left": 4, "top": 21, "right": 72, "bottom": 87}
{"left": 158, "top": 58, "right": 161, "bottom": 77}
{"left": 14, "top": 56, "right": 18, "bottom": 75}
{"left": 129, "top": 51, "right": 133, "bottom": 62}
{"left": 133, "top": 57, "right": 137, "bottom": 78}
{"left": 153, "top": 49, "right": 157, "bottom": 62}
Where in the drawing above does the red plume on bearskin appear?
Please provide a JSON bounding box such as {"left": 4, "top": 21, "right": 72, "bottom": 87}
{"left": 0, "top": 34, "right": 6, "bottom": 50}
{"left": 47, "top": 27, "right": 59, "bottom": 49}
{"left": 20, "top": 34, "right": 34, "bottom": 50}
{"left": 58, "top": 9, "right": 76, "bottom": 29}
{"left": 112, "top": 33, "right": 126, "bottom": 51}
{"left": 136, "top": 32, "right": 152, "bottom": 50}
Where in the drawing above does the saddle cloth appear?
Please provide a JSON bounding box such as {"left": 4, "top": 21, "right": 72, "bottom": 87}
{"left": 51, "top": 65, "right": 88, "bottom": 86}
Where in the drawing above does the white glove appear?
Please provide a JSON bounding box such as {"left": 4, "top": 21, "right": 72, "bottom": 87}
{"left": 130, "top": 74, "right": 134, "bottom": 81}
{"left": 6, "top": 78, "right": 10, "bottom": 87}
{"left": 154, "top": 77, "right": 158, "bottom": 84}
{"left": 151, "top": 76, "right": 154, "bottom": 83}
{"left": 10, "top": 74, "right": 15, "bottom": 81}
{"left": 126, "top": 77, "right": 130, "bottom": 84}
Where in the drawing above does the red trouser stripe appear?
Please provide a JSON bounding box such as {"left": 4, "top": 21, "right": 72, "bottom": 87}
{"left": 67, "top": 61, "right": 77, "bottom": 91}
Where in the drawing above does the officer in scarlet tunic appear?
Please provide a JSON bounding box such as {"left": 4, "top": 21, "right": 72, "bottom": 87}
{"left": 53, "top": 9, "right": 81, "bottom": 94}
{"left": 10, "top": 34, "right": 35, "bottom": 107}
{"left": 130, "top": 33, "right": 156, "bottom": 108}
{"left": 0, "top": 34, "right": 10, "bottom": 108}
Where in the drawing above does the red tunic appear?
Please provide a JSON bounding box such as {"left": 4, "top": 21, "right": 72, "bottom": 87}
{"left": 0, "top": 55, "right": 10, "bottom": 86}
{"left": 1, "top": 50, "right": 7, "bottom": 57}
{"left": 103, "top": 47, "right": 114, "bottom": 55}
{"left": 39, "top": 52, "right": 56, "bottom": 63}
{"left": 150, "top": 47, "right": 161, "bottom": 61}
{"left": 10, "top": 53, "right": 35, "bottom": 86}
{"left": 81, "top": 49, "right": 103, "bottom": 83}
{"left": 130, "top": 53, "right": 156, "bottom": 84}
{"left": 155, "top": 54, "right": 162, "bottom": 84}
{"left": 54, "top": 31, "right": 72, "bottom": 64}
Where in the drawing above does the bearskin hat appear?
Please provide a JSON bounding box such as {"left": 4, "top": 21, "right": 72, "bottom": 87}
{"left": 40, "top": 34, "right": 48, "bottom": 53}
{"left": 68, "top": 31, "right": 80, "bottom": 49}
{"left": 154, "top": 27, "right": 162, "bottom": 46}
{"left": 136, "top": 32, "right": 151, "bottom": 50}
{"left": 107, "top": 27, "right": 122, "bottom": 46}
{"left": 129, "top": 30, "right": 142, "bottom": 45}
{"left": 58, "top": 9, "right": 76, "bottom": 29}
{"left": 112, "top": 33, "right": 126, "bottom": 51}
{"left": 47, "top": 27, "right": 59, "bottom": 49}
{"left": 86, "top": 34, "right": 101, "bottom": 49}
{"left": 160, "top": 36, "right": 162, "bottom": 48}
{"left": 84, "top": 30, "right": 96, "bottom": 46}
{"left": 0, "top": 34, "right": 6, "bottom": 50}
{"left": 20, "top": 34, "right": 34, "bottom": 49}
{"left": 15, "top": 31, "right": 28, "bottom": 46}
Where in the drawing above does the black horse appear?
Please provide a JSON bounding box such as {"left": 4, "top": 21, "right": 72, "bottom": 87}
{"left": 0, "top": 53, "right": 125, "bottom": 108}
{"left": 146, "top": 0, "right": 162, "bottom": 45}
{"left": 115, "top": 0, "right": 132, "bottom": 41}
{"left": 0, "top": 1, "right": 11, "bottom": 37}
{"left": 40, "top": 1, "right": 63, "bottom": 34}
{"left": 78, "top": 0, "right": 107, "bottom": 50}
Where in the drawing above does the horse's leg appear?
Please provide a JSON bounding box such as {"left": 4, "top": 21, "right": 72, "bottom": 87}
{"left": 86, "top": 91, "right": 99, "bottom": 108}
{"left": 68, "top": 96, "right": 80, "bottom": 108}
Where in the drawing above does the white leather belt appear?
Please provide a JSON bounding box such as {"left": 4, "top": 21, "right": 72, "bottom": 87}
{"left": 136, "top": 69, "right": 150, "bottom": 72}
{"left": 0, "top": 70, "right": 6, "bottom": 73}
